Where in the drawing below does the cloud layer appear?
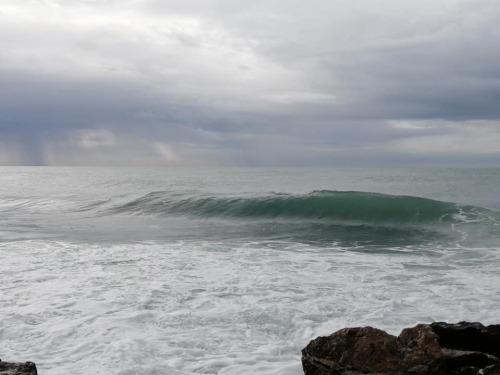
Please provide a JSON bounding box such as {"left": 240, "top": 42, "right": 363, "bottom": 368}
{"left": 1, "top": 0, "right": 499, "bottom": 166}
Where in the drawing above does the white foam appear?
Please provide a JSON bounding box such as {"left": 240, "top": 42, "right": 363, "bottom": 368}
{"left": 1, "top": 239, "right": 499, "bottom": 375}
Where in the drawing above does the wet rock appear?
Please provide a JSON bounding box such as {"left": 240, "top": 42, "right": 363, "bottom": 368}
{"left": 482, "top": 364, "right": 500, "bottom": 375}
{"left": 0, "top": 360, "right": 38, "bottom": 375}
{"left": 441, "top": 348, "right": 498, "bottom": 374}
{"left": 430, "top": 322, "right": 500, "bottom": 357}
{"left": 302, "top": 325, "right": 445, "bottom": 375}
{"left": 302, "top": 322, "right": 500, "bottom": 375}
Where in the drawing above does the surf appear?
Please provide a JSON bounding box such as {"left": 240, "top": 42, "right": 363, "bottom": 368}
{"left": 107, "top": 190, "right": 500, "bottom": 228}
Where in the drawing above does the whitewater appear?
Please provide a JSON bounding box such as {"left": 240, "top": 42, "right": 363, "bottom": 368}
{"left": 1, "top": 167, "right": 499, "bottom": 374}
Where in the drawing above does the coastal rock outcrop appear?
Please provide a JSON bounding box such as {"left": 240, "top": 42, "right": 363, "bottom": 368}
{"left": 0, "top": 360, "right": 38, "bottom": 375}
{"left": 302, "top": 322, "right": 500, "bottom": 375}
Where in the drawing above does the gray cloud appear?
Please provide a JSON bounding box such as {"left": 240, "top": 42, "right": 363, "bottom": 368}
{"left": 1, "top": 0, "right": 499, "bottom": 166}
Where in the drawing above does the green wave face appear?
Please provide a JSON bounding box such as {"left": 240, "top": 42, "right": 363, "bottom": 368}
{"left": 109, "top": 190, "right": 498, "bottom": 226}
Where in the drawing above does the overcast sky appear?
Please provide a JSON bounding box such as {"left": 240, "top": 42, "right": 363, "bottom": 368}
{"left": 1, "top": 0, "right": 499, "bottom": 166}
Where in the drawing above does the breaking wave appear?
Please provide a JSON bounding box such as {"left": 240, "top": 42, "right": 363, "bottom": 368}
{"left": 108, "top": 190, "right": 500, "bottom": 227}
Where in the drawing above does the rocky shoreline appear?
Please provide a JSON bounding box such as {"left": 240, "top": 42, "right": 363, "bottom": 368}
{"left": 3, "top": 321, "right": 498, "bottom": 374}
{"left": 302, "top": 321, "right": 500, "bottom": 375}
{"left": 0, "top": 360, "right": 37, "bottom": 375}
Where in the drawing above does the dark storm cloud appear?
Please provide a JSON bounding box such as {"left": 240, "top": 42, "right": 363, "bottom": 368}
{"left": 0, "top": 0, "right": 499, "bottom": 165}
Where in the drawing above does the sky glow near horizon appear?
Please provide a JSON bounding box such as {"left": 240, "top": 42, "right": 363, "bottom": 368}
{"left": 1, "top": 0, "right": 500, "bottom": 166}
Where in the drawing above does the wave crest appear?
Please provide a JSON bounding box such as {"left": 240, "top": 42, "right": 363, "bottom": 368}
{"left": 108, "top": 190, "right": 498, "bottom": 226}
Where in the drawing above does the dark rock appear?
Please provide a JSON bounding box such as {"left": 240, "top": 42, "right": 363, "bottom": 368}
{"left": 482, "top": 364, "right": 500, "bottom": 375}
{"left": 442, "top": 348, "right": 498, "bottom": 373}
{"left": 302, "top": 322, "right": 500, "bottom": 375}
{"left": 0, "top": 360, "right": 38, "bottom": 375}
{"left": 431, "top": 322, "right": 500, "bottom": 357}
{"left": 301, "top": 325, "right": 445, "bottom": 375}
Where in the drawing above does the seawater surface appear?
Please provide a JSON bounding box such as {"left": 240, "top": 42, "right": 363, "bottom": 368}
{"left": 1, "top": 167, "right": 499, "bottom": 374}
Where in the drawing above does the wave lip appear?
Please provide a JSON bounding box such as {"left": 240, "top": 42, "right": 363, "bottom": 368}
{"left": 108, "top": 190, "right": 500, "bottom": 227}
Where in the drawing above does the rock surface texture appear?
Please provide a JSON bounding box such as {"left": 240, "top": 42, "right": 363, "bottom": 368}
{"left": 0, "top": 360, "right": 38, "bottom": 375}
{"left": 302, "top": 322, "right": 500, "bottom": 375}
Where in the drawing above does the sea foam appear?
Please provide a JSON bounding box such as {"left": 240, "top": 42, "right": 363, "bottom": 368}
{"left": 1, "top": 239, "right": 498, "bottom": 374}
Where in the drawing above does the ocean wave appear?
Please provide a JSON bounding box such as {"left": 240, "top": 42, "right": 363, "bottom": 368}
{"left": 107, "top": 190, "right": 500, "bottom": 227}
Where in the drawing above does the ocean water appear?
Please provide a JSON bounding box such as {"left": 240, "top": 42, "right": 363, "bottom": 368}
{"left": 1, "top": 167, "right": 499, "bottom": 374}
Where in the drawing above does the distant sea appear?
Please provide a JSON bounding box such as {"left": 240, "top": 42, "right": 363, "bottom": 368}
{"left": 1, "top": 167, "right": 499, "bottom": 375}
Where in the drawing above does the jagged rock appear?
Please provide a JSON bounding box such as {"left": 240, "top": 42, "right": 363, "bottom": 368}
{"left": 0, "top": 360, "right": 38, "bottom": 375}
{"left": 441, "top": 348, "right": 498, "bottom": 374}
{"left": 302, "top": 322, "right": 500, "bottom": 375}
{"left": 430, "top": 322, "right": 500, "bottom": 357}
{"left": 482, "top": 364, "right": 500, "bottom": 375}
{"left": 302, "top": 325, "right": 445, "bottom": 374}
